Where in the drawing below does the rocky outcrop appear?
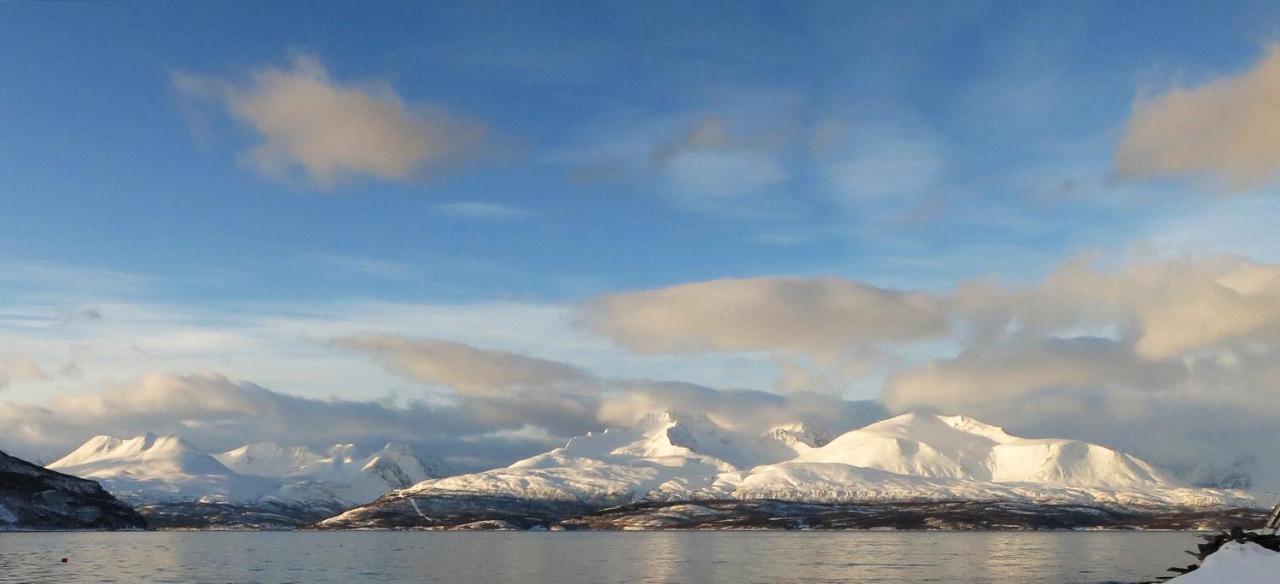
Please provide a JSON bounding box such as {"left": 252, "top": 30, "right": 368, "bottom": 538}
{"left": 0, "top": 450, "right": 146, "bottom": 530}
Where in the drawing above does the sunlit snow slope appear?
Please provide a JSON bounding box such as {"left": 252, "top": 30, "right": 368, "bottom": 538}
{"left": 48, "top": 433, "right": 275, "bottom": 503}
{"left": 49, "top": 434, "right": 445, "bottom": 508}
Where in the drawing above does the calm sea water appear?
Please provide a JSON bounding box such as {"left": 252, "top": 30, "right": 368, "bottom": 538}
{"left": 0, "top": 531, "right": 1202, "bottom": 584}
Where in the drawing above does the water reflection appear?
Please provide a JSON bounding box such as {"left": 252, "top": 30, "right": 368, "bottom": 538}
{"left": 0, "top": 531, "right": 1202, "bottom": 583}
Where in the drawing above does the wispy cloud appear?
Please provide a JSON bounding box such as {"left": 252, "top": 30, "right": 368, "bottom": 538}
{"left": 0, "top": 263, "right": 152, "bottom": 299}
{"left": 307, "top": 253, "right": 416, "bottom": 280}
{"left": 817, "top": 121, "right": 948, "bottom": 204}
{"left": 433, "top": 201, "right": 534, "bottom": 220}
{"left": 0, "top": 357, "right": 49, "bottom": 390}
{"left": 173, "top": 54, "right": 489, "bottom": 188}
{"left": 555, "top": 94, "right": 805, "bottom": 214}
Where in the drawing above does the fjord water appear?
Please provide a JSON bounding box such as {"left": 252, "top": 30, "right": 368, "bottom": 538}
{"left": 0, "top": 531, "right": 1202, "bottom": 583}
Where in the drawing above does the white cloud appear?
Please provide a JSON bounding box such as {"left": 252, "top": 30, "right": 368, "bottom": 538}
{"left": 585, "top": 276, "right": 949, "bottom": 358}
{"left": 333, "top": 334, "right": 598, "bottom": 396}
{"left": 584, "top": 276, "right": 949, "bottom": 395}
{"left": 958, "top": 255, "right": 1280, "bottom": 360}
{"left": 174, "top": 55, "right": 487, "bottom": 187}
{"left": 1115, "top": 45, "right": 1280, "bottom": 190}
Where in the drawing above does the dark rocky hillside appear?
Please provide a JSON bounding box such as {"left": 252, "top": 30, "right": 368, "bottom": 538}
{"left": 0, "top": 450, "right": 146, "bottom": 530}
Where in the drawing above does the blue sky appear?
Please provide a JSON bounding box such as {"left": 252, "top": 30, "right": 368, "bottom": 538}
{"left": 1, "top": 2, "right": 1279, "bottom": 470}
{"left": 2, "top": 1, "right": 1274, "bottom": 305}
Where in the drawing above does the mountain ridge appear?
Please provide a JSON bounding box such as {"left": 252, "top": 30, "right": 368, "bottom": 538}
{"left": 47, "top": 434, "right": 446, "bottom": 527}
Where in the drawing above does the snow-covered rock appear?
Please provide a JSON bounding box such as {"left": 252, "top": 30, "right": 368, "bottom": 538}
{"left": 1168, "top": 541, "right": 1280, "bottom": 583}
{"left": 761, "top": 422, "right": 832, "bottom": 453}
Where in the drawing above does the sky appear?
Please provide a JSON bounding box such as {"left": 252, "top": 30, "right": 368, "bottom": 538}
{"left": 1, "top": 2, "right": 1279, "bottom": 484}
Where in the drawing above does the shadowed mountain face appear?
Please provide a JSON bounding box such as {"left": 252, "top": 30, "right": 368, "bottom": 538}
{"left": 0, "top": 450, "right": 146, "bottom": 531}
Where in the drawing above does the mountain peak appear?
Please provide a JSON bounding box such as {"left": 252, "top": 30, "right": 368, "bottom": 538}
{"left": 632, "top": 409, "right": 695, "bottom": 433}
{"left": 51, "top": 432, "right": 198, "bottom": 470}
{"left": 47, "top": 432, "right": 273, "bottom": 504}
{"left": 763, "top": 422, "right": 833, "bottom": 450}
{"left": 935, "top": 414, "right": 1016, "bottom": 442}
{"left": 798, "top": 412, "right": 1172, "bottom": 488}
{"left": 865, "top": 412, "right": 1017, "bottom": 445}
{"left": 215, "top": 442, "right": 325, "bottom": 477}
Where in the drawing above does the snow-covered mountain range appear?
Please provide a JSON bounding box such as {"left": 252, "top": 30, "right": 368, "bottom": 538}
{"left": 46, "top": 433, "right": 447, "bottom": 526}
{"left": 40, "top": 411, "right": 1258, "bottom": 530}
{"left": 319, "top": 411, "right": 1254, "bottom": 529}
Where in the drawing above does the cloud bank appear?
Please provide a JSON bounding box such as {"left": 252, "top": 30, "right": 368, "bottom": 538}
{"left": 0, "top": 355, "right": 882, "bottom": 473}
{"left": 0, "top": 372, "right": 575, "bottom": 469}
{"left": 175, "top": 55, "right": 487, "bottom": 187}
{"left": 4, "top": 255, "right": 1278, "bottom": 488}
{"left": 900, "top": 256, "right": 1280, "bottom": 486}
{"left": 585, "top": 256, "right": 1280, "bottom": 487}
